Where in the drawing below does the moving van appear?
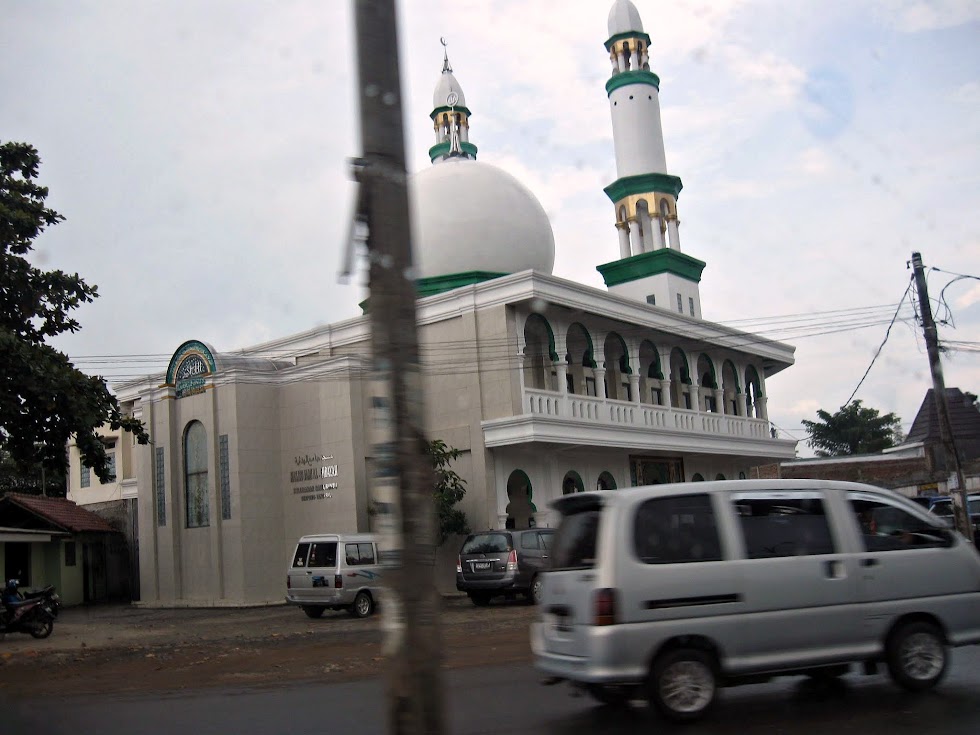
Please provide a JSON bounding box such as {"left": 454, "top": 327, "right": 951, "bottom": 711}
{"left": 531, "top": 479, "right": 980, "bottom": 721}
{"left": 286, "top": 533, "right": 383, "bottom": 618}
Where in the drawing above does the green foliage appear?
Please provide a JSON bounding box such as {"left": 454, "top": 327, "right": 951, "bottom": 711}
{"left": 0, "top": 141, "right": 148, "bottom": 485}
{"left": 801, "top": 400, "right": 903, "bottom": 457}
{"left": 0, "top": 449, "right": 66, "bottom": 497}
{"left": 425, "top": 439, "right": 470, "bottom": 544}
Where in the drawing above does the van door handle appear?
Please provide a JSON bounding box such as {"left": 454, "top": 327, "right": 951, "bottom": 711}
{"left": 860, "top": 558, "right": 879, "bottom": 567}
{"left": 542, "top": 555, "right": 549, "bottom": 559}
{"left": 306, "top": 571, "right": 313, "bottom": 575}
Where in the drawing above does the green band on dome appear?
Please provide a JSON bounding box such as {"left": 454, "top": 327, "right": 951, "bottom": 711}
{"left": 428, "top": 141, "right": 479, "bottom": 162}
{"left": 429, "top": 105, "right": 473, "bottom": 120}
{"left": 597, "top": 249, "right": 706, "bottom": 287}
{"left": 416, "top": 271, "right": 507, "bottom": 297}
{"left": 605, "top": 69, "right": 660, "bottom": 96}
{"left": 604, "top": 173, "right": 683, "bottom": 203}
{"left": 603, "top": 31, "right": 652, "bottom": 51}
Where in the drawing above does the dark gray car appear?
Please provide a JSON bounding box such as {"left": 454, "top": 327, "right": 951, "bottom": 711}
{"left": 456, "top": 529, "right": 554, "bottom": 606}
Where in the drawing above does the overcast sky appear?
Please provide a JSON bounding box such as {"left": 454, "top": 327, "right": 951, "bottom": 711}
{"left": 2, "top": 0, "right": 978, "bottom": 455}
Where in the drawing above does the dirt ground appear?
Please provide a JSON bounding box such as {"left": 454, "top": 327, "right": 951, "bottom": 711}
{"left": 0, "top": 595, "right": 536, "bottom": 698}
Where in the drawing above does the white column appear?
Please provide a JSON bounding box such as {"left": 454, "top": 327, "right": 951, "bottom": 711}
{"left": 630, "top": 374, "right": 641, "bottom": 405}
{"left": 653, "top": 214, "right": 666, "bottom": 249}
{"left": 556, "top": 361, "right": 568, "bottom": 395}
{"left": 594, "top": 367, "right": 607, "bottom": 400}
{"left": 736, "top": 392, "right": 747, "bottom": 417}
{"left": 714, "top": 389, "right": 724, "bottom": 414}
{"left": 639, "top": 208, "right": 654, "bottom": 253}
{"left": 617, "top": 52, "right": 626, "bottom": 72}
{"left": 610, "top": 56, "right": 618, "bottom": 74}
{"left": 689, "top": 384, "right": 701, "bottom": 413}
{"left": 758, "top": 395, "right": 769, "bottom": 421}
{"left": 668, "top": 219, "right": 681, "bottom": 251}
{"left": 617, "top": 223, "right": 631, "bottom": 259}
{"left": 628, "top": 220, "right": 642, "bottom": 257}
{"left": 629, "top": 48, "right": 639, "bottom": 70}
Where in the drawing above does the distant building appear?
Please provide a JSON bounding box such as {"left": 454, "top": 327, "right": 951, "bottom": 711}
{"left": 763, "top": 388, "right": 980, "bottom": 497}
{"left": 67, "top": 1, "right": 798, "bottom": 606}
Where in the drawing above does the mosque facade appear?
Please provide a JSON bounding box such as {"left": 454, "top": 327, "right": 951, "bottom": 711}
{"left": 67, "top": 0, "right": 796, "bottom": 606}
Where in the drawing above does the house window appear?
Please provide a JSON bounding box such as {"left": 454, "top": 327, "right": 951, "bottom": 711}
{"left": 184, "top": 421, "right": 210, "bottom": 528}
{"left": 651, "top": 387, "right": 663, "bottom": 405}
{"left": 689, "top": 297, "right": 695, "bottom": 316}
{"left": 585, "top": 377, "right": 597, "bottom": 397}
{"left": 676, "top": 293, "right": 683, "bottom": 313}
{"left": 646, "top": 294, "right": 656, "bottom": 306}
{"left": 65, "top": 541, "right": 76, "bottom": 567}
{"left": 80, "top": 465, "right": 90, "bottom": 488}
{"left": 622, "top": 382, "right": 632, "bottom": 401}
{"left": 155, "top": 446, "right": 166, "bottom": 527}
{"left": 105, "top": 452, "right": 116, "bottom": 482}
{"left": 219, "top": 434, "right": 231, "bottom": 520}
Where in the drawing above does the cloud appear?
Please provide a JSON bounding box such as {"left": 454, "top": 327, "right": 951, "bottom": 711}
{"left": 876, "top": 0, "right": 980, "bottom": 32}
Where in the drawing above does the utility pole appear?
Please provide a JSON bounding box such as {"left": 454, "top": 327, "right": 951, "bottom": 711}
{"left": 351, "top": 2, "right": 446, "bottom": 734}
{"left": 910, "top": 251, "right": 972, "bottom": 544}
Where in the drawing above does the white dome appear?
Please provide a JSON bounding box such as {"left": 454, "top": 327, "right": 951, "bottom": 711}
{"left": 410, "top": 159, "right": 555, "bottom": 279}
{"left": 607, "top": 0, "right": 644, "bottom": 36}
{"left": 433, "top": 71, "right": 466, "bottom": 109}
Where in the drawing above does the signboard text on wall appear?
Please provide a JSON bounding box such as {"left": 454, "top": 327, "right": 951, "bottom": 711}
{"left": 290, "top": 454, "right": 339, "bottom": 502}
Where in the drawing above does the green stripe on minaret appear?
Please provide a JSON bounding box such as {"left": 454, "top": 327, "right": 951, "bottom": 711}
{"left": 605, "top": 69, "right": 660, "bottom": 95}
{"left": 597, "top": 249, "right": 706, "bottom": 287}
{"left": 604, "top": 173, "right": 683, "bottom": 203}
{"left": 428, "top": 141, "right": 479, "bottom": 162}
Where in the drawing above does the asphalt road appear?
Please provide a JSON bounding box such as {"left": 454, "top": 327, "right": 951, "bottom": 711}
{"left": 6, "top": 645, "right": 980, "bottom": 735}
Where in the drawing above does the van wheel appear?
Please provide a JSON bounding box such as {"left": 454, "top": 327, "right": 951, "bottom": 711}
{"left": 351, "top": 591, "right": 374, "bottom": 618}
{"left": 469, "top": 592, "right": 491, "bottom": 607}
{"left": 886, "top": 621, "right": 947, "bottom": 691}
{"left": 302, "top": 606, "right": 325, "bottom": 619}
{"left": 648, "top": 648, "right": 717, "bottom": 722}
{"left": 528, "top": 576, "right": 543, "bottom": 606}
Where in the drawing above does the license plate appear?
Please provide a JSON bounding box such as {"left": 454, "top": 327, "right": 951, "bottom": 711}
{"left": 473, "top": 561, "right": 491, "bottom": 571}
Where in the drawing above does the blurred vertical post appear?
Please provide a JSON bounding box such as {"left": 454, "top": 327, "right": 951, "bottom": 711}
{"left": 352, "top": 1, "right": 447, "bottom": 733}
{"left": 910, "top": 251, "right": 972, "bottom": 545}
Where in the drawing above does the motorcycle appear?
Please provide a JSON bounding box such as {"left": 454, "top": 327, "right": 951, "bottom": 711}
{"left": 20, "top": 585, "right": 61, "bottom": 618}
{"left": 0, "top": 597, "right": 56, "bottom": 640}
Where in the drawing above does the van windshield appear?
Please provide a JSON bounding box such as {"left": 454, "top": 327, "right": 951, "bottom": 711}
{"left": 551, "top": 509, "right": 600, "bottom": 570}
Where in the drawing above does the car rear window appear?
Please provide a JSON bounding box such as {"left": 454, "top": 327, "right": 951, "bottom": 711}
{"left": 461, "top": 533, "right": 511, "bottom": 554}
{"left": 292, "top": 543, "right": 310, "bottom": 567}
{"left": 551, "top": 510, "right": 600, "bottom": 570}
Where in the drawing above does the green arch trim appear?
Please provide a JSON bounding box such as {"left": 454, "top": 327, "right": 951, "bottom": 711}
{"left": 604, "top": 173, "right": 683, "bottom": 203}
{"left": 723, "top": 359, "right": 741, "bottom": 393}
{"left": 670, "top": 347, "right": 692, "bottom": 385}
{"left": 641, "top": 340, "right": 664, "bottom": 380}
{"left": 561, "top": 470, "right": 585, "bottom": 495}
{"left": 524, "top": 313, "right": 559, "bottom": 362}
{"left": 166, "top": 340, "right": 217, "bottom": 385}
{"left": 506, "top": 469, "right": 536, "bottom": 511}
{"left": 566, "top": 323, "right": 597, "bottom": 369}
{"left": 745, "top": 365, "right": 763, "bottom": 395}
{"left": 429, "top": 105, "right": 473, "bottom": 120}
{"left": 698, "top": 354, "right": 718, "bottom": 389}
{"left": 604, "top": 332, "right": 632, "bottom": 374}
{"left": 603, "top": 31, "right": 653, "bottom": 52}
{"left": 428, "top": 141, "right": 478, "bottom": 162}
{"left": 605, "top": 69, "right": 661, "bottom": 95}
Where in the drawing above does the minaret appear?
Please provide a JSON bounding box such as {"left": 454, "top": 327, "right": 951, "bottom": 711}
{"left": 596, "top": 0, "right": 706, "bottom": 319}
{"left": 429, "top": 39, "right": 478, "bottom": 163}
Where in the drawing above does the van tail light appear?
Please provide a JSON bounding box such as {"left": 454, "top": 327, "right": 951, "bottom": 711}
{"left": 594, "top": 588, "right": 618, "bottom": 626}
{"left": 456, "top": 556, "right": 462, "bottom": 574}
{"left": 334, "top": 574, "right": 343, "bottom": 589}
{"left": 506, "top": 549, "right": 518, "bottom": 572}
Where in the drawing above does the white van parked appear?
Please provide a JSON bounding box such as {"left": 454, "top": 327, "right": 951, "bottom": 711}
{"left": 286, "top": 533, "right": 383, "bottom": 619}
{"left": 531, "top": 479, "right": 980, "bottom": 721}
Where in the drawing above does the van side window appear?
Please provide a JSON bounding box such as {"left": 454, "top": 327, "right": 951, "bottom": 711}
{"left": 345, "top": 542, "right": 376, "bottom": 565}
{"left": 551, "top": 511, "right": 600, "bottom": 569}
{"left": 521, "top": 533, "right": 540, "bottom": 550}
{"left": 633, "top": 494, "right": 722, "bottom": 564}
{"left": 734, "top": 495, "right": 835, "bottom": 558}
{"left": 292, "top": 543, "right": 310, "bottom": 567}
{"left": 539, "top": 531, "right": 554, "bottom": 551}
{"left": 848, "top": 495, "right": 953, "bottom": 551}
{"left": 309, "top": 542, "right": 337, "bottom": 568}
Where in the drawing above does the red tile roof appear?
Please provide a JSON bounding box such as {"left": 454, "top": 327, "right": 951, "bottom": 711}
{"left": 0, "top": 493, "right": 117, "bottom": 534}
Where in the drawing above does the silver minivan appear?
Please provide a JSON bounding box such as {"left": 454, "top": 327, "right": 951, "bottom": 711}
{"left": 531, "top": 480, "right": 980, "bottom": 721}
{"left": 286, "top": 533, "right": 383, "bottom": 619}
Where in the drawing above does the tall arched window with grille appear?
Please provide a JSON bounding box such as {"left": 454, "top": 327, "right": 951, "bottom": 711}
{"left": 184, "top": 421, "right": 209, "bottom": 528}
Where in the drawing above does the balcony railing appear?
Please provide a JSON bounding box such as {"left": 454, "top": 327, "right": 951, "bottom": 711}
{"left": 524, "top": 387, "right": 771, "bottom": 440}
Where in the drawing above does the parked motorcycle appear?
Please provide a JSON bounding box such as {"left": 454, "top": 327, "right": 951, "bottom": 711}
{"left": 1, "top": 579, "right": 56, "bottom": 640}
{"left": 20, "top": 585, "right": 61, "bottom": 618}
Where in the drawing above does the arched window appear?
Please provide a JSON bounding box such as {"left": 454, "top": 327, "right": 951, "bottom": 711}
{"left": 597, "top": 471, "right": 617, "bottom": 491}
{"left": 715, "top": 473, "right": 726, "bottom": 481}
{"left": 691, "top": 473, "right": 705, "bottom": 482}
{"left": 184, "top": 421, "right": 209, "bottom": 528}
{"left": 505, "top": 470, "right": 535, "bottom": 530}
{"left": 562, "top": 471, "right": 585, "bottom": 495}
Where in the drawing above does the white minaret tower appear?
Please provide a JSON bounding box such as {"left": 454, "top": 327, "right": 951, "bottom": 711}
{"left": 429, "top": 39, "right": 478, "bottom": 163}
{"left": 596, "top": 0, "right": 706, "bottom": 319}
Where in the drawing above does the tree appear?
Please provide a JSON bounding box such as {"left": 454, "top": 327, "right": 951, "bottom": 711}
{"left": 0, "top": 141, "right": 148, "bottom": 489}
{"left": 801, "top": 400, "right": 903, "bottom": 457}
{"left": 425, "top": 439, "right": 470, "bottom": 544}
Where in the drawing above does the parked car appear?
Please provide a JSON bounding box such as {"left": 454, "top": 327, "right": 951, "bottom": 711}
{"left": 456, "top": 528, "right": 554, "bottom": 606}
{"left": 926, "top": 494, "right": 980, "bottom": 542}
{"left": 285, "top": 533, "right": 383, "bottom": 618}
{"left": 531, "top": 480, "right": 980, "bottom": 722}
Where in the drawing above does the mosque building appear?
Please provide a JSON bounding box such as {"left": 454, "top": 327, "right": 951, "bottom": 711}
{"left": 67, "top": 0, "right": 796, "bottom": 606}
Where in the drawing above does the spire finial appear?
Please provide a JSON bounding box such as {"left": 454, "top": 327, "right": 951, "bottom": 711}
{"left": 441, "top": 37, "right": 452, "bottom": 73}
